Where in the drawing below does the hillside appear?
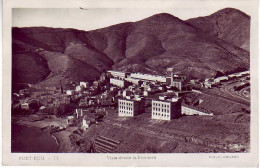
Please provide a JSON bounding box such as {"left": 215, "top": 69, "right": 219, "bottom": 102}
{"left": 12, "top": 8, "right": 250, "bottom": 86}
{"left": 186, "top": 8, "right": 250, "bottom": 51}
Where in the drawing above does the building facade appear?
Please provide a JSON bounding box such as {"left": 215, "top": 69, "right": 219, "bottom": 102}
{"left": 118, "top": 98, "right": 145, "bottom": 117}
{"left": 172, "top": 80, "right": 182, "bottom": 91}
{"left": 110, "top": 78, "right": 128, "bottom": 88}
{"left": 151, "top": 97, "right": 181, "bottom": 120}
{"left": 125, "top": 77, "right": 141, "bottom": 85}
{"left": 130, "top": 73, "right": 166, "bottom": 83}
{"left": 108, "top": 70, "right": 130, "bottom": 79}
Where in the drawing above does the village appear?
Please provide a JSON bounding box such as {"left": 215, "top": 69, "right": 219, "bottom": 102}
{"left": 12, "top": 68, "right": 251, "bottom": 153}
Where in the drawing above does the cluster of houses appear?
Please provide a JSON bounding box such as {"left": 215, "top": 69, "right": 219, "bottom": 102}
{"left": 16, "top": 72, "right": 109, "bottom": 110}
{"left": 105, "top": 70, "right": 216, "bottom": 121}
{"left": 67, "top": 107, "right": 107, "bottom": 131}
{"left": 14, "top": 69, "right": 250, "bottom": 131}
{"left": 109, "top": 70, "right": 250, "bottom": 121}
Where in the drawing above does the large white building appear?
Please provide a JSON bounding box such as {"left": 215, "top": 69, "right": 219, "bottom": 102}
{"left": 118, "top": 97, "right": 145, "bottom": 117}
{"left": 110, "top": 78, "right": 129, "bottom": 88}
{"left": 151, "top": 97, "right": 182, "bottom": 120}
{"left": 130, "top": 73, "right": 167, "bottom": 83}
{"left": 125, "top": 77, "right": 141, "bottom": 85}
{"left": 108, "top": 70, "right": 130, "bottom": 79}
{"left": 171, "top": 80, "right": 182, "bottom": 91}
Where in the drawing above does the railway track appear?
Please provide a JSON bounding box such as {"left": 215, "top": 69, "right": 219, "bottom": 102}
{"left": 205, "top": 89, "right": 250, "bottom": 107}
{"left": 220, "top": 83, "right": 250, "bottom": 102}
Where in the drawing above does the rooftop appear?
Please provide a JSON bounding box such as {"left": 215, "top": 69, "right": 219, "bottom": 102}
{"left": 153, "top": 96, "right": 181, "bottom": 103}
{"left": 119, "top": 96, "right": 145, "bottom": 102}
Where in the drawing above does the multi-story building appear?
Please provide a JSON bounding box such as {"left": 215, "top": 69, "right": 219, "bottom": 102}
{"left": 118, "top": 97, "right": 145, "bottom": 117}
{"left": 108, "top": 70, "right": 130, "bottom": 79}
{"left": 151, "top": 97, "right": 182, "bottom": 120}
{"left": 171, "top": 80, "right": 182, "bottom": 91}
{"left": 125, "top": 77, "right": 141, "bottom": 85}
{"left": 168, "top": 73, "right": 186, "bottom": 90}
{"left": 171, "top": 73, "right": 187, "bottom": 81}
{"left": 130, "top": 73, "right": 166, "bottom": 83}
{"left": 110, "top": 78, "right": 129, "bottom": 88}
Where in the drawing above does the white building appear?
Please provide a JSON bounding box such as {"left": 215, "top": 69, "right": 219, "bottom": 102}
{"left": 66, "top": 90, "right": 74, "bottom": 95}
{"left": 108, "top": 70, "right": 130, "bottom": 79}
{"left": 151, "top": 97, "right": 182, "bottom": 120}
{"left": 215, "top": 76, "right": 228, "bottom": 83}
{"left": 130, "top": 73, "right": 166, "bottom": 83}
{"left": 203, "top": 82, "right": 212, "bottom": 89}
{"left": 21, "top": 102, "right": 29, "bottom": 110}
{"left": 125, "top": 77, "right": 141, "bottom": 85}
{"left": 75, "top": 109, "right": 84, "bottom": 118}
{"left": 172, "top": 80, "right": 182, "bottom": 91}
{"left": 181, "top": 104, "right": 213, "bottom": 116}
{"left": 118, "top": 97, "right": 145, "bottom": 117}
{"left": 80, "top": 82, "right": 88, "bottom": 88}
{"left": 75, "top": 85, "right": 82, "bottom": 92}
{"left": 82, "top": 118, "right": 90, "bottom": 131}
{"left": 110, "top": 78, "right": 128, "bottom": 88}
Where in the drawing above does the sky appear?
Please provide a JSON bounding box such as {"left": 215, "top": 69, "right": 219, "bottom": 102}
{"left": 12, "top": 6, "right": 252, "bottom": 31}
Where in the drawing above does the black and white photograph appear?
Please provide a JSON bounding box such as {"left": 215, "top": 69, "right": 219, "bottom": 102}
{"left": 2, "top": 0, "right": 259, "bottom": 166}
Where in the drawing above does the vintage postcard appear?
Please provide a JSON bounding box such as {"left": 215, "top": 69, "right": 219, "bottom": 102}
{"left": 2, "top": 0, "right": 259, "bottom": 167}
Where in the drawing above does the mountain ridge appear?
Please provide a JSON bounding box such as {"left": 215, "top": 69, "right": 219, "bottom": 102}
{"left": 186, "top": 8, "right": 250, "bottom": 51}
{"left": 12, "top": 8, "right": 250, "bottom": 86}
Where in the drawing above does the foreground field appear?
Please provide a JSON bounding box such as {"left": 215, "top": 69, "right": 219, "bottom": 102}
{"left": 80, "top": 109, "right": 250, "bottom": 153}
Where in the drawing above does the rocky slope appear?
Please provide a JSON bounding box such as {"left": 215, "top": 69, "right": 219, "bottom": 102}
{"left": 12, "top": 8, "right": 250, "bottom": 86}
{"left": 186, "top": 8, "right": 250, "bottom": 51}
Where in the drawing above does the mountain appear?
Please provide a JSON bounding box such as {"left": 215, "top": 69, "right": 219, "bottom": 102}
{"left": 186, "top": 8, "right": 250, "bottom": 51}
{"left": 12, "top": 8, "right": 250, "bottom": 87}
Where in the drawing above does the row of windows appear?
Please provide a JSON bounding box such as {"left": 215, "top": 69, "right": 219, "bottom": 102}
{"left": 119, "top": 101, "right": 133, "bottom": 106}
{"left": 152, "top": 107, "right": 170, "bottom": 113}
{"left": 119, "top": 110, "right": 133, "bottom": 115}
{"left": 119, "top": 106, "right": 133, "bottom": 111}
{"left": 152, "top": 102, "right": 170, "bottom": 108}
{"left": 152, "top": 112, "right": 170, "bottom": 118}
